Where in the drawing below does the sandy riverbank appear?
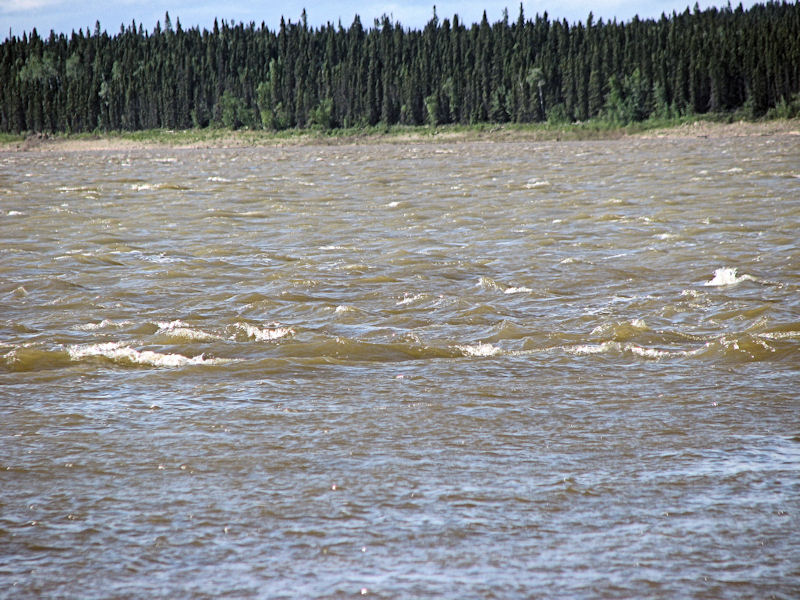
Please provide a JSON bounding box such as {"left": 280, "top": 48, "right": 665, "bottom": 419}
{"left": 2, "top": 118, "right": 799, "bottom": 152}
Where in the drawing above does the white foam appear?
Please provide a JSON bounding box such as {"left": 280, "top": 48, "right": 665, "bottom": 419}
{"left": 627, "top": 345, "right": 675, "bottom": 359}
{"left": 504, "top": 286, "right": 533, "bottom": 294}
{"left": 207, "top": 176, "right": 232, "bottom": 182}
{"left": 525, "top": 179, "right": 551, "bottom": 189}
{"left": 7, "top": 210, "right": 23, "bottom": 216}
{"left": 458, "top": 342, "right": 502, "bottom": 357}
{"left": 156, "top": 319, "right": 190, "bottom": 330}
{"left": 396, "top": 293, "right": 425, "bottom": 305}
{"left": 156, "top": 321, "right": 219, "bottom": 341}
{"left": 75, "top": 319, "right": 133, "bottom": 331}
{"left": 567, "top": 340, "right": 700, "bottom": 359}
{"left": 704, "top": 267, "right": 754, "bottom": 286}
{"left": 234, "top": 322, "right": 293, "bottom": 341}
{"left": 68, "top": 342, "right": 226, "bottom": 367}
{"left": 568, "top": 341, "right": 616, "bottom": 355}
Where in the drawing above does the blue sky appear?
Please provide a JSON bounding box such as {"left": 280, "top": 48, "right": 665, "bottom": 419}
{"left": 2, "top": 0, "right": 757, "bottom": 39}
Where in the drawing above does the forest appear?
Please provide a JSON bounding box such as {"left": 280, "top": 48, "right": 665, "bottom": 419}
{"left": 1, "top": 2, "right": 799, "bottom": 134}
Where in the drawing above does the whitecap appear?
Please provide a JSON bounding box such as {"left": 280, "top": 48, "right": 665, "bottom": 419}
{"left": 567, "top": 340, "right": 697, "bottom": 359}
{"left": 7, "top": 210, "right": 23, "bottom": 216}
{"left": 233, "top": 322, "right": 294, "bottom": 341}
{"left": 396, "top": 293, "right": 425, "bottom": 306}
{"left": 156, "top": 321, "right": 219, "bottom": 342}
{"left": 567, "top": 341, "right": 616, "bottom": 355}
{"left": 75, "top": 319, "right": 133, "bottom": 331}
{"left": 504, "top": 286, "right": 532, "bottom": 294}
{"left": 626, "top": 345, "right": 676, "bottom": 359}
{"left": 68, "top": 342, "right": 226, "bottom": 367}
{"left": 525, "top": 179, "right": 551, "bottom": 189}
{"left": 458, "top": 342, "right": 502, "bottom": 357}
{"left": 207, "top": 176, "right": 232, "bottom": 182}
{"left": 704, "top": 267, "right": 754, "bottom": 286}
{"left": 156, "top": 320, "right": 190, "bottom": 330}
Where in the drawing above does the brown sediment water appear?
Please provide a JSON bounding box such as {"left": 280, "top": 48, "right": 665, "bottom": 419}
{"left": 1, "top": 136, "right": 799, "bottom": 598}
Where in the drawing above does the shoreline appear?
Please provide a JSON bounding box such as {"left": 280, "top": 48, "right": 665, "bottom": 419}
{"left": 2, "top": 118, "right": 799, "bottom": 152}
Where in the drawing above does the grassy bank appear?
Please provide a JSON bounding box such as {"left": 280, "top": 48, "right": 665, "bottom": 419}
{"left": 3, "top": 115, "right": 799, "bottom": 151}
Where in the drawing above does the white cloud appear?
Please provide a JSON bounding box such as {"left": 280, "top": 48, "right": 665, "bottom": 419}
{"left": 1, "top": 0, "right": 64, "bottom": 13}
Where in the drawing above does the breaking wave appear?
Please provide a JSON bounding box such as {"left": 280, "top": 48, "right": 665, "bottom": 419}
{"left": 67, "top": 342, "right": 231, "bottom": 367}
{"left": 704, "top": 267, "right": 755, "bottom": 286}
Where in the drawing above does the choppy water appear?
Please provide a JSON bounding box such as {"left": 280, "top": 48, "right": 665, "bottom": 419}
{"left": 2, "top": 136, "right": 799, "bottom": 598}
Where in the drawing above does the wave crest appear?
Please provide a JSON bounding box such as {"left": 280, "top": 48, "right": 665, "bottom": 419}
{"left": 68, "top": 342, "right": 229, "bottom": 368}
{"left": 704, "top": 267, "right": 754, "bottom": 286}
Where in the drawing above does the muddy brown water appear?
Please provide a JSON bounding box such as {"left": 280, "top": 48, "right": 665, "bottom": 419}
{"left": 2, "top": 136, "right": 799, "bottom": 598}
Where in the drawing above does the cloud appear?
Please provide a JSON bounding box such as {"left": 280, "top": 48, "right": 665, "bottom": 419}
{"left": 1, "top": 0, "right": 65, "bottom": 13}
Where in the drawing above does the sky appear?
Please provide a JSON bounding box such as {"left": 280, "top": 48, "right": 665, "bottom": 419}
{"left": 2, "top": 0, "right": 759, "bottom": 40}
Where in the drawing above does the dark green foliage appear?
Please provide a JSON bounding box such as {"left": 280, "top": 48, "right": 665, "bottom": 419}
{"left": 2, "top": 2, "right": 799, "bottom": 133}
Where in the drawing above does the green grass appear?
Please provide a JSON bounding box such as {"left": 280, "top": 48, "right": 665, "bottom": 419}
{"left": 3, "top": 113, "right": 797, "bottom": 149}
{"left": 105, "top": 116, "right": 700, "bottom": 145}
{"left": 0, "top": 132, "right": 24, "bottom": 144}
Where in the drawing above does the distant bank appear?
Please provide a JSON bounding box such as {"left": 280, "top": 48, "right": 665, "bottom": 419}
{"left": 2, "top": 118, "right": 799, "bottom": 152}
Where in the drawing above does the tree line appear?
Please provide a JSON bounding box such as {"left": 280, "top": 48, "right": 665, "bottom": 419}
{"left": 2, "top": 2, "right": 799, "bottom": 134}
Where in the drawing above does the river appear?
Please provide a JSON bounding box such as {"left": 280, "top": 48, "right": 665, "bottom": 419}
{"left": 2, "top": 135, "right": 799, "bottom": 598}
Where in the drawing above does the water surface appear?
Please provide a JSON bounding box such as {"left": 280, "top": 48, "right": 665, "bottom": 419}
{"left": 2, "top": 136, "right": 799, "bottom": 598}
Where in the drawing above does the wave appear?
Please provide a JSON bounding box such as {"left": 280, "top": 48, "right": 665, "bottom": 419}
{"left": 2, "top": 345, "right": 75, "bottom": 372}
{"left": 67, "top": 342, "right": 231, "bottom": 368}
{"left": 74, "top": 319, "right": 134, "bottom": 331}
{"left": 155, "top": 320, "right": 221, "bottom": 342}
{"left": 272, "top": 337, "right": 462, "bottom": 363}
{"left": 564, "top": 341, "right": 699, "bottom": 359}
{"left": 590, "top": 319, "right": 650, "bottom": 342}
{"left": 704, "top": 267, "right": 755, "bottom": 286}
{"left": 231, "top": 322, "right": 294, "bottom": 342}
{"left": 524, "top": 178, "right": 551, "bottom": 189}
{"left": 129, "top": 182, "right": 188, "bottom": 192}
{"left": 396, "top": 293, "right": 427, "bottom": 306}
{"left": 457, "top": 342, "right": 502, "bottom": 357}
